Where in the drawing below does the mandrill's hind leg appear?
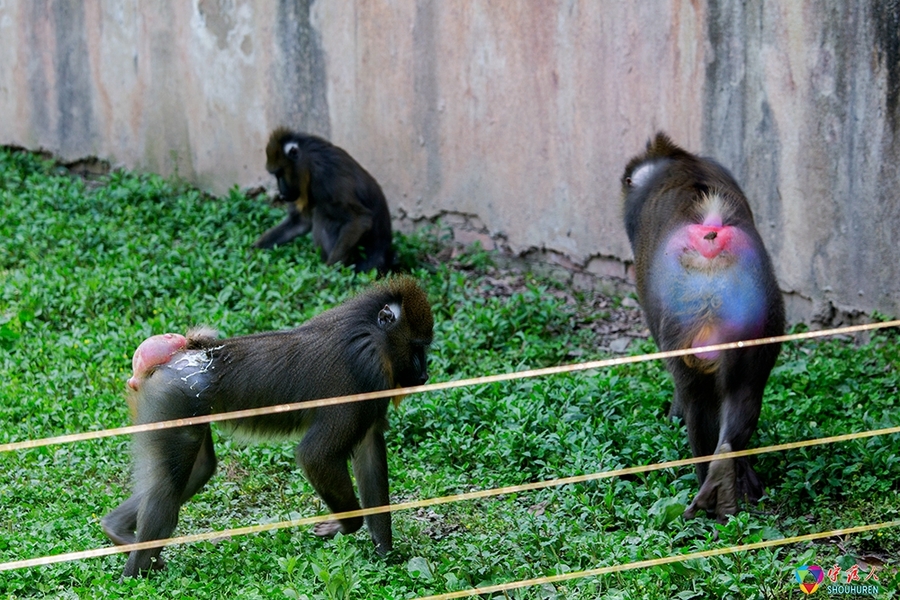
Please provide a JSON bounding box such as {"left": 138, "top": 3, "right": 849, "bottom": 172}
{"left": 102, "top": 493, "right": 142, "bottom": 547}
{"left": 683, "top": 366, "right": 764, "bottom": 522}
{"left": 108, "top": 424, "right": 215, "bottom": 577}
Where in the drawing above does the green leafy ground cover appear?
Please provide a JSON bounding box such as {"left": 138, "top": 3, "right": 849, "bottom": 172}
{"left": 0, "top": 148, "right": 898, "bottom": 599}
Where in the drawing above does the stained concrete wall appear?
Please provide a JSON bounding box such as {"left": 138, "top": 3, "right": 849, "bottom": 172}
{"left": 1, "top": 1, "right": 898, "bottom": 322}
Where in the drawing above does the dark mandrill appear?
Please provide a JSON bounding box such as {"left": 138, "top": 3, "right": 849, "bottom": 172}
{"left": 255, "top": 128, "right": 394, "bottom": 274}
{"left": 621, "top": 132, "right": 785, "bottom": 523}
{"left": 102, "top": 276, "right": 433, "bottom": 577}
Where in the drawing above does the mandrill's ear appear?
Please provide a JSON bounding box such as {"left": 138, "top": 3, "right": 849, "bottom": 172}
{"left": 284, "top": 141, "right": 300, "bottom": 159}
{"left": 377, "top": 303, "right": 399, "bottom": 328}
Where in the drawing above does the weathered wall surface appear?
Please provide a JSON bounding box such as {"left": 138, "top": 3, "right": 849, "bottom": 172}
{"left": 703, "top": 1, "right": 900, "bottom": 322}
{"left": 1, "top": 1, "right": 898, "bottom": 322}
{"left": 0, "top": 0, "right": 330, "bottom": 188}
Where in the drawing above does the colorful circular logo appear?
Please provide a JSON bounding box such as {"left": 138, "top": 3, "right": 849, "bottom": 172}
{"left": 795, "top": 565, "right": 825, "bottom": 594}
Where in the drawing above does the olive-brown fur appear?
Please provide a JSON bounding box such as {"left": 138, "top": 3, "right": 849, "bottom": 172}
{"left": 622, "top": 133, "right": 784, "bottom": 522}
{"left": 102, "top": 276, "right": 433, "bottom": 577}
{"left": 256, "top": 128, "right": 394, "bottom": 274}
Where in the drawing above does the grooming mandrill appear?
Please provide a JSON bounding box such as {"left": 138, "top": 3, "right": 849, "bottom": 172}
{"left": 622, "top": 132, "right": 784, "bottom": 522}
{"left": 256, "top": 128, "right": 394, "bottom": 274}
{"left": 102, "top": 276, "right": 433, "bottom": 577}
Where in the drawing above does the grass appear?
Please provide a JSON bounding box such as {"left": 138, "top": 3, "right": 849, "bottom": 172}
{"left": 0, "top": 147, "right": 898, "bottom": 599}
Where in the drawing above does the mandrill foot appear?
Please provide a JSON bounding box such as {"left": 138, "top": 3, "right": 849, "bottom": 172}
{"left": 684, "top": 443, "right": 738, "bottom": 523}
{"left": 313, "top": 519, "right": 345, "bottom": 538}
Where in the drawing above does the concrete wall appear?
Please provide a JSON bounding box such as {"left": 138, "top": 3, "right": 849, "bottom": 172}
{"left": 1, "top": 1, "right": 898, "bottom": 322}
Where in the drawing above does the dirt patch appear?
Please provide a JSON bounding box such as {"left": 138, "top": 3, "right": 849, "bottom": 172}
{"left": 422, "top": 243, "right": 650, "bottom": 356}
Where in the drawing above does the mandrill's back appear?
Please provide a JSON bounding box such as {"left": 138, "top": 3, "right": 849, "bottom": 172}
{"left": 621, "top": 133, "right": 784, "bottom": 366}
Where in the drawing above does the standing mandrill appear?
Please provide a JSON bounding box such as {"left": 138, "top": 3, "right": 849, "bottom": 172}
{"left": 621, "top": 132, "right": 785, "bottom": 522}
{"left": 102, "top": 276, "right": 433, "bottom": 577}
{"left": 255, "top": 128, "right": 394, "bottom": 274}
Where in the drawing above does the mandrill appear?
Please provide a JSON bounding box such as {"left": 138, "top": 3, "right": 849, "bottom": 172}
{"left": 102, "top": 276, "right": 433, "bottom": 576}
{"left": 622, "top": 132, "right": 785, "bottom": 522}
